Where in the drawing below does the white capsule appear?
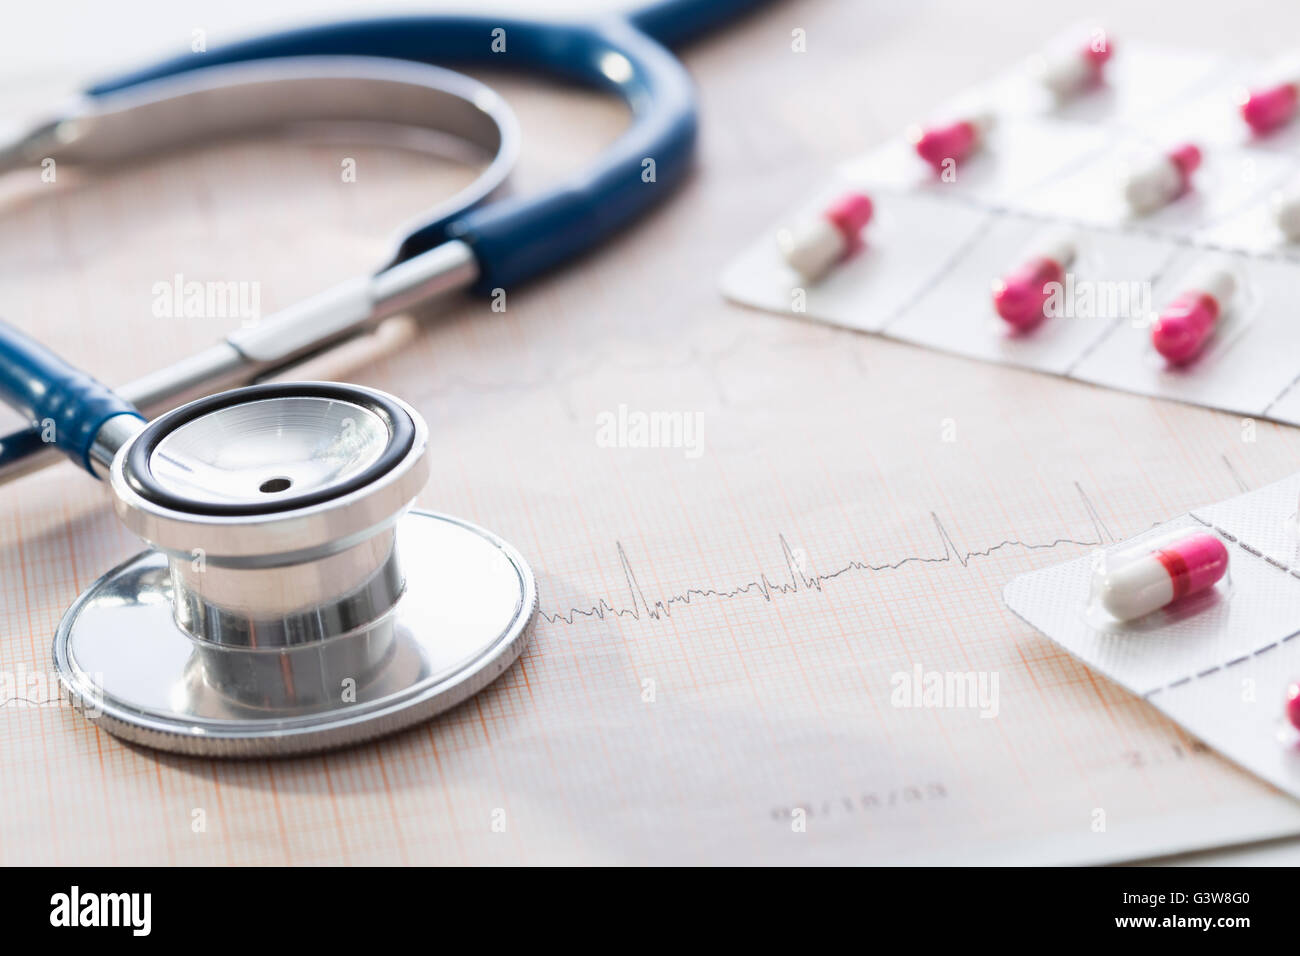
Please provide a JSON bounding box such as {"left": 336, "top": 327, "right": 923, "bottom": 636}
{"left": 1038, "top": 40, "right": 1112, "bottom": 99}
{"left": 1189, "top": 267, "right": 1237, "bottom": 306}
{"left": 1150, "top": 266, "right": 1236, "bottom": 364}
{"left": 1124, "top": 144, "right": 1201, "bottom": 216}
{"left": 964, "top": 110, "right": 999, "bottom": 144}
{"left": 780, "top": 219, "right": 847, "bottom": 282}
{"left": 778, "top": 192, "right": 873, "bottom": 283}
{"left": 1276, "top": 190, "right": 1300, "bottom": 242}
{"left": 1094, "top": 532, "right": 1229, "bottom": 622}
{"left": 991, "top": 230, "right": 1079, "bottom": 330}
{"left": 1040, "top": 56, "right": 1093, "bottom": 99}
{"left": 1100, "top": 554, "right": 1176, "bottom": 621}
{"left": 1033, "top": 231, "right": 1078, "bottom": 270}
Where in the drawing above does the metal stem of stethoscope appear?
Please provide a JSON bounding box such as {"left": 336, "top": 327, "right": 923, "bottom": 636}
{"left": 83, "top": 239, "right": 480, "bottom": 478}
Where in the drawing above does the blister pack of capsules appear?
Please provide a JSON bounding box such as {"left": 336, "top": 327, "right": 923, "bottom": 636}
{"left": 1005, "top": 473, "right": 1300, "bottom": 801}
{"left": 720, "top": 27, "right": 1300, "bottom": 424}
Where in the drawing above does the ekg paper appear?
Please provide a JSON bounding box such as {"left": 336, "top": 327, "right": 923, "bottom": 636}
{"left": 5, "top": 48, "right": 1300, "bottom": 865}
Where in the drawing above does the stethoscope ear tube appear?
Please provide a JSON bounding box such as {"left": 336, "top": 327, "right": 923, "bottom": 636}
{"left": 384, "top": 18, "right": 699, "bottom": 293}
{"left": 0, "top": 319, "right": 143, "bottom": 474}
{"left": 84, "top": 14, "right": 702, "bottom": 294}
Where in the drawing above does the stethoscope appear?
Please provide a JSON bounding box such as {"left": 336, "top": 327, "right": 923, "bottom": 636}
{"left": 0, "top": 0, "right": 771, "bottom": 756}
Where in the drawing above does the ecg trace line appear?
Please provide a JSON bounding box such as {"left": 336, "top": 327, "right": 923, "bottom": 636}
{"left": 541, "top": 482, "right": 1114, "bottom": 626}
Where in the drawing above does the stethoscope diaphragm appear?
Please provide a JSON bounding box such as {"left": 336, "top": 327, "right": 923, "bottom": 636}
{"left": 52, "top": 382, "right": 536, "bottom": 756}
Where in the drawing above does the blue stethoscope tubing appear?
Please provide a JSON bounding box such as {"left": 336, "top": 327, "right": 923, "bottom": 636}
{"left": 0, "top": 0, "right": 772, "bottom": 476}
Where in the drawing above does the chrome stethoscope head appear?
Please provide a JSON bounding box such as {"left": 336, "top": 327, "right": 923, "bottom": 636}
{"left": 54, "top": 383, "right": 536, "bottom": 756}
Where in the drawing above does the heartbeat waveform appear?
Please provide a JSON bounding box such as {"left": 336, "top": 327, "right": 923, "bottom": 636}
{"left": 541, "top": 482, "right": 1113, "bottom": 626}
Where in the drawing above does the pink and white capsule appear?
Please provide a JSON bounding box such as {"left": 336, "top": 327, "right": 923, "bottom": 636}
{"left": 1124, "top": 143, "right": 1201, "bottom": 215}
{"left": 1098, "top": 532, "right": 1229, "bottom": 622}
{"left": 1241, "top": 81, "right": 1300, "bottom": 135}
{"left": 910, "top": 113, "right": 996, "bottom": 171}
{"left": 1151, "top": 268, "right": 1236, "bottom": 364}
{"left": 779, "top": 192, "right": 873, "bottom": 282}
{"left": 1039, "top": 37, "right": 1114, "bottom": 99}
{"left": 991, "top": 233, "right": 1077, "bottom": 331}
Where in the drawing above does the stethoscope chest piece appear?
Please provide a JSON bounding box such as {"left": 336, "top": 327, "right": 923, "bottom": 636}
{"left": 52, "top": 382, "right": 536, "bottom": 756}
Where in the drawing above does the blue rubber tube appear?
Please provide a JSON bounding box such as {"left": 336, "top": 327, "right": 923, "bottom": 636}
{"left": 0, "top": 0, "right": 775, "bottom": 475}
{"left": 0, "top": 320, "right": 143, "bottom": 472}
{"left": 83, "top": 2, "right": 774, "bottom": 291}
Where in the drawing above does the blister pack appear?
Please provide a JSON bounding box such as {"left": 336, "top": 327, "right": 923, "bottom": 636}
{"left": 721, "top": 27, "right": 1300, "bottom": 424}
{"left": 1005, "top": 472, "right": 1300, "bottom": 798}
